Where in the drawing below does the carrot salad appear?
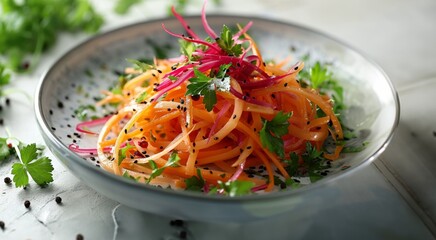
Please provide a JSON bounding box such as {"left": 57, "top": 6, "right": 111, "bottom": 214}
{"left": 73, "top": 6, "right": 348, "bottom": 195}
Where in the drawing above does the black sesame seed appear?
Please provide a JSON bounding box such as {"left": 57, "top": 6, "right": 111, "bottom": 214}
{"left": 233, "top": 115, "right": 237, "bottom": 119}
{"left": 55, "top": 196, "right": 62, "bottom": 204}
{"left": 294, "top": 66, "right": 299, "bottom": 71}
{"left": 160, "top": 146, "right": 164, "bottom": 150}
{"left": 57, "top": 101, "right": 64, "bottom": 108}
{"left": 24, "top": 200, "right": 31, "bottom": 208}
{"left": 0, "top": 221, "right": 4, "bottom": 230}
{"left": 67, "top": 134, "right": 72, "bottom": 138}
{"left": 124, "top": 129, "right": 127, "bottom": 134}
{"left": 0, "top": 118, "right": 2, "bottom": 126}
{"left": 284, "top": 83, "right": 288, "bottom": 87}
{"left": 214, "top": 137, "right": 218, "bottom": 140}
{"left": 167, "top": 108, "right": 171, "bottom": 111}
{"left": 247, "top": 146, "right": 252, "bottom": 150}
{"left": 157, "top": 69, "right": 162, "bottom": 73}
{"left": 180, "top": 99, "right": 185, "bottom": 104}
{"left": 4, "top": 177, "right": 11, "bottom": 185}
{"left": 49, "top": 109, "right": 53, "bottom": 115}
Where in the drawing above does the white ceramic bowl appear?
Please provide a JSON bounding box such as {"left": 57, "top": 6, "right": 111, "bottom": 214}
{"left": 35, "top": 15, "right": 399, "bottom": 222}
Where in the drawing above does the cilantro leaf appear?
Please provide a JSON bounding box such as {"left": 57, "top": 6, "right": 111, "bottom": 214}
{"left": 118, "top": 143, "right": 135, "bottom": 165}
{"left": 135, "top": 91, "right": 148, "bottom": 103}
{"left": 11, "top": 163, "right": 29, "bottom": 188}
{"left": 185, "top": 169, "right": 205, "bottom": 191}
{"left": 26, "top": 157, "right": 54, "bottom": 186}
{"left": 179, "top": 39, "right": 196, "bottom": 61}
{"left": 74, "top": 104, "right": 97, "bottom": 121}
{"left": 259, "top": 111, "right": 292, "bottom": 158}
{"left": 210, "top": 180, "right": 254, "bottom": 197}
{"left": 127, "top": 59, "right": 155, "bottom": 72}
{"left": 11, "top": 143, "right": 54, "bottom": 187}
{"left": 309, "top": 62, "right": 330, "bottom": 89}
{"left": 216, "top": 25, "right": 242, "bottom": 56}
{"left": 20, "top": 143, "right": 38, "bottom": 165}
{"left": 186, "top": 68, "right": 217, "bottom": 111}
{"left": 147, "top": 152, "right": 180, "bottom": 183}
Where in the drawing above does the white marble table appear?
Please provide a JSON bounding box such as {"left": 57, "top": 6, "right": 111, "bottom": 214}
{"left": 1, "top": 0, "right": 436, "bottom": 239}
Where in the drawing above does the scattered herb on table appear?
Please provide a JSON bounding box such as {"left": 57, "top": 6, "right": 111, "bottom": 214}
{"left": 1, "top": 133, "right": 54, "bottom": 188}
{"left": 0, "top": 0, "right": 103, "bottom": 72}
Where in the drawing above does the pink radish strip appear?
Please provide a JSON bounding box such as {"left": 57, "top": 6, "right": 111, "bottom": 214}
{"left": 201, "top": 0, "right": 218, "bottom": 39}
{"left": 170, "top": 6, "right": 200, "bottom": 39}
{"left": 76, "top": 116, "right": 112, "bottom": 135}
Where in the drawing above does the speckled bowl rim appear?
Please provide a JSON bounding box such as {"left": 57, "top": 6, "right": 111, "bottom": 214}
{"left": 34, "top": 14, "right": 400, "bottom": 204}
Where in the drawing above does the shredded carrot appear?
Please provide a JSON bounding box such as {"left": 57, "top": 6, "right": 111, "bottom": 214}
{"left": 85, "top": 8, "right": 347, "bottom": 194}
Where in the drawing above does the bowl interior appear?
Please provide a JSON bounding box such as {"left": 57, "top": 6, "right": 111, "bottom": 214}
{"left": 35, "top": 15, "right": 399, "bottom": 220}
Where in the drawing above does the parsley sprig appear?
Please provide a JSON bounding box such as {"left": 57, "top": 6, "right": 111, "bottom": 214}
{"left": 216, "top": 25, "right": 243, "bottom": 57}
{"left": 259, "top": 111, "right": 292, "bottom": 158}
{"left": 186, "top": 64, "right": 231, "bottom": 111}
{"left": 1, "top": 134, "right": 54, "bottom": 187}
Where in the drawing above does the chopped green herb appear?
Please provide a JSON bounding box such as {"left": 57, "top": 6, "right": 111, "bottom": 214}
{"left": 74, "top": 105, "right": 97, "bottom": 121}
{"left": 11, "top": 143, "right": 54, "bottom": 187}
{"left": 179, "top": 39, "right": 196, "bottom": 62}
{"left": 135, "top": 91, "right": 148, "bottom": 103}
{"left": 210, "top": 180, "right": 254, "bottom": 197}
{"left": 127, "top": 59, "right": 156, "bottom": 72}
{"left": 184, "top": 168, "right": 205, "bottom": 191}
{"left": 0, "top": 0, "right": 103, "bottom": 72}
{"left": 259, "top": 111, "right": 292, "bottom": 158}
{"left": 186, "top": 64, "right": 231, "bottom": 111}
{"left": 147, "top": 152, "right": 180, "bottom": 183}
{"left": 216, "top": 25, "right": 243, "bottom": 57}
{"left": 118, "top": 143, "right": 135, "bottom": 165}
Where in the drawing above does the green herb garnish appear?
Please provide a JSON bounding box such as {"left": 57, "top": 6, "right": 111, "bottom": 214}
{"left": 259, "top": 111, "right": 292, "bottom": 158}
{"left": 11, "top": 143, "right": 54, "bottom": 187}
{"left": 216, "top": 25, "right": 243, "bottom": 57}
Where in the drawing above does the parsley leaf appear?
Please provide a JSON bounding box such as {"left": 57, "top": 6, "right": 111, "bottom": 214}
{"left": 11, "top": 143, "right": 54, "bottom": 187}
{"left": 259, "top": 111, "right": 292, "bottom": 158}
{"left": 74, "top": 104, "right": 97, "bottom": 121}
{"left": 186, "top": 68, "right": 217, "bottom": 111}
{"left": 209, "top": 180, "right": 254, "bottom": 197}
{"left": 186, "top": 65, "right": 231, "bottom": 111}
{"left": 185, "top": 168, "right": 205, "bottom": 191}
{"left": 135, "top": 91, "right": 148, "bottom": 103}
{"left": 216, "top": 25, "right": 243, "bottom": 57}
{"left": 179, "top": 39, "right": 196, "bottom": 62}
{"left": 147, "top": 152, "right": 180, "bottom": 183}
{"left": 118, "top": 143, "right": 135, "bottom": 165}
